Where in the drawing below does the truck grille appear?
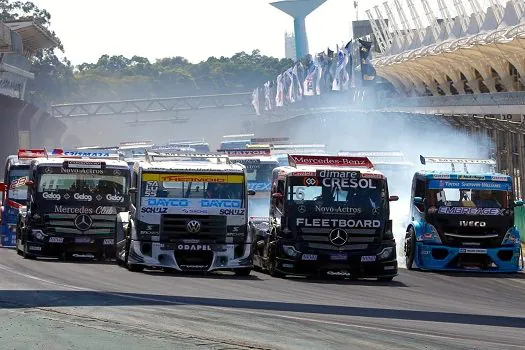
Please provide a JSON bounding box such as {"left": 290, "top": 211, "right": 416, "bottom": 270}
{"left": 296, "top": 227, "right": 380, "bottom": 251}
{"left": 41, "top": 213, "right": 115, "bottom": 235}
{"left": 161, "top": 214, "right": 227, "bottom": 243}
{"left": 440, "top": 225, "right": 505, "bottom": 248}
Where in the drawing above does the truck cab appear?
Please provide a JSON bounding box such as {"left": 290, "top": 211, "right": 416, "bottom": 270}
{"left": 254, "top": 154, "right": 399, "bottom": 280}
{"left": 0, "top": 149, "right": 49, "bottom": 247}
{"left": 115, "top": 151, "right": 256, "bottom": 275}
{"left": 16, "top": 151, "right": 130, "bottom": 260}
{"left": 404, "top": 155, "right": 523, "bottom": 272}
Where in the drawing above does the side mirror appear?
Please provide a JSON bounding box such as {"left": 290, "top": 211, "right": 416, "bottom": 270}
{"left": 389, "top": 195, "right": 399, "bottom": 202}
{"left": 247, "top": 189, "right": 256, "bottom": 196}
{"left": 272, "top": 192, "right": 283, "bottom": 199}
{"left": 129, "top": 187, "right": 137, "bottom": 194}
{"left": 413, "top": 196, "right": 424, "bottom": 205}
{"left": 0, "top": 182, "right": 5, "bottom": 192}
{"left": 514, "top": 200, "right": 524, "bottom": 207}
{"left": 25, "top": 180, "right": 34, "bottom": 187}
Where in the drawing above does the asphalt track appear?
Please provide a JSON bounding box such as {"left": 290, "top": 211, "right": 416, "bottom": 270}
{"left": 0, "top": 249, "right": 524, "bottom": 349}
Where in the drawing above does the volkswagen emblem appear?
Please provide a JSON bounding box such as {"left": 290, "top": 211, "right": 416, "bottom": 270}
{"left": 74, "top": 214, "right": 93, "bottom": 231}
{"left": 186, "top": 220, "right": 201, "bottom": 234}
{"left": 329, "top": 228, "right": 348, "bottom": 247}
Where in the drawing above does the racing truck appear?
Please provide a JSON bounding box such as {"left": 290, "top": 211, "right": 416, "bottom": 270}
{"left": 219, "top": 134, "right": 255, "bottom": 150}
{"left": 254, "top": 154, "right": 399, "bottom": 280}
{"left": 404, "top": 155, "right": 523, "bottom": 272}
{"left": 118, "top": 141, "right": 154, "bottom": 159}
{"left": 16, "top": 151, "right": 131, "bottom": 260}
{"left": 115, "top": 151, "right": 256, "bottom": 275}
{"left": 0, "top": 149, "right": 49, "bottom": 247}
{"left": 218, "top": 147, "right": 280, "bottom": 240}
{"left": 167, "top": 138, "right": 211, "bottom": 153}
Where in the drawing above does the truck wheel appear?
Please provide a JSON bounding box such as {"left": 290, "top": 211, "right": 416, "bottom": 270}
{"left": 405, "top": 228, "right": 416, "bottom": 270}
{"left": 267, "top": 250, "right": 284, "bottom": 278}
{"left": 22, "top": 244, "right": 35, "bottom": 260}
{"left": 234, "top": 268, "right": 251, "bottom": 276}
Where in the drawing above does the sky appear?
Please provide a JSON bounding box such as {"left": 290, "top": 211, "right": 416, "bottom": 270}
{"left": 30, "top": 0, "right": 494, "bottom": 65}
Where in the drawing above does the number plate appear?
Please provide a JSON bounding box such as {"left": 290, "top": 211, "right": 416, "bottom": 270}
{"left": 330, "top": 253, "right": 347, "bottom": 261}
{"left": 301, "top": 254, "right": 317, "bottom": 261}
{"left": 361, "top": 255, "right": 376, "bottom": 262}
{"left": 75, "top": 237, "right": 91, "bottom": 243}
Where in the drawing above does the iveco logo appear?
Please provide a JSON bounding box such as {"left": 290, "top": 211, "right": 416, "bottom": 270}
{"left": 329, "top": 228, "right": 348, "bottom": 246}
{"left": 186, "top": 220, "right": 201, "bottom": 233}
{"left": 459, "top": 221, "right": 486, "bottom": 227}
{"left": 74, "top": 214, "right": 93, "bottom": 231}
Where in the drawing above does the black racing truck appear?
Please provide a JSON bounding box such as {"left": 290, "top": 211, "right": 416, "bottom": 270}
{"left": 253, "top": 154, "right": 399, "bottom": 280}
{"left": 16, "top": 154, "right": 130, "bottom": 260}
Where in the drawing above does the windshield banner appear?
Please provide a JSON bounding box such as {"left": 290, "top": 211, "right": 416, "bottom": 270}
{"left": 428, "top": 180, "right": 511, "bottom": 191}
{"left": 143, "top": 173, "right": 243, "bottom": 183}
{"left": 437, "top": 207, "right": 506, "bottom": 216}
{"left": 248, "top": 182, "right": 271, "bottom": 192}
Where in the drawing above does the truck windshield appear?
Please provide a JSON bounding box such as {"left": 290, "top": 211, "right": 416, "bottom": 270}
{"left": 7, "top": 166, "right": 29, "bottom": 201}
{"left": 287, "top": 175, "right": 387, "bottom": 214}
{"left": 38, "top": 173, "right": 127, "bottom": 195}
{"left": 427, "top": 179, "right": 511, "bottom": 210}
{"left": 233, "top": 159, "right": 276, "bottom": 192}
{"left": 142, "top": 173, "right": 244, "bottom": 201}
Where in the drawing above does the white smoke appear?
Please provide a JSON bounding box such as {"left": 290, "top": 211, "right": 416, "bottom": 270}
{"left": 273, "top": 111, "right": 493, "bottom": 267}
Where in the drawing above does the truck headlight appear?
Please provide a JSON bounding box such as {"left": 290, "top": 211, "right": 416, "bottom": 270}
{"left": 502, "top": 228, "right": 520, "bottom": 246}
{"left": 31, "top": 229, "right": 46, "bottom": 241}
{"left": 282, "top": 245, "right": 301, "bottom": 258}
{"left": 423, "top": 224, "right": 442, "bottom": 244}
{"left": 377, "top": 247, "right": 394, "bottom": 260}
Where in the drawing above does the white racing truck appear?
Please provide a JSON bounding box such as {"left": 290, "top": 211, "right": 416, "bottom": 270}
{"left": 115, "top": 151, "right": 256, "bottom": 275}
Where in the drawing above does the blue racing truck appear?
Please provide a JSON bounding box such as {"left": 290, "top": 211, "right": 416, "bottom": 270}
{"left": 405, "top": 155, "right": 523, "bottom": 272}
{"left": 0, "top": 149, "right": 49, "bottom": 247}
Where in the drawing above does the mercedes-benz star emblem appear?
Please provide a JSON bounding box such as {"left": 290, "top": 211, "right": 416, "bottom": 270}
{"left": 186, "top": 220, "right": 201, "bottom": 234}
{"left": 329, "top": 228, "right": 348, "bottom": 247}
{"left": 298, "top": 205, "right": 306, "bottom": 214}
{"left": 74, "top": 214, "right": 93, "bottom": 231}
{"left": 372, "top": 208, "right": 379, "bottom": 215}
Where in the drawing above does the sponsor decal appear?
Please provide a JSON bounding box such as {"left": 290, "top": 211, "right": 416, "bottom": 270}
{"left": 301, "top": 254, "right": 317, "bottom": 261}
{"left": 428, "top": 180, "right": 511, "bottom": 191}
{"left": 288, "top": 155, "right": 373, "bottom": 168}
{"left": 54, "top": 205, "right": 93, "bottom": 214}
{"left": 142, "top": 173, "right": 243, "bottom": 184}
{"left": 144, "top": 181, "right": 159, "bottom": 197}
{"left": 29, "top": 246, "right": 42, "bottom": 251}
{"left": 458, "top": 174, "right": 487, "bottom": 180}
{"left": 248, "top": 182, "right": 272, "bottom": 191}
{"left": 176, "top": 244, "right": 211, "bottom": 251}
{"left": 106, "top": 194, "right": 124, "bottom": 203}
{"left": 146, "top": 198, "right": 189, "bottom": 207}
{"left": 179, "top": 265, "right": 209, "bottom": 269}
{"left": 103, "top": 239, "right": 114, "bottom": 245}
{"left": 296, "top": 218, "right": 381, "bottom": 228}
{"left": 315, "top": 205, "right": 362, "bottom": 215}
{"left": 65, "top": 160, "right": 103, "bottom": 169}
{"left": 200, "top": 199, "right": 241, "bottom": 208}
{"left": 182, "top": 208, "right": 209, "bottom": 214}
{"left": 361, "top": 255, "right": 376, "bottom": 262}
{"left": 291, "top": 171, "right": 316, "bottom": 176}
{"left": 316, "top": 170, "right": 359, "bottom": 178}
{"left": 430, "top": 174, "right": 451, "bottom": 180}
{"left": 360, "top": 173, "right": 384, "bottom": 179}
{"left": 49, "top": 237, "right": 64, "bottom": 243}
{"left": 459, "top": 220, "right": 486, "bottom": 227}
{"left": 437, "top": 207, "right": 504, "bottom": 216}
{"left": 74, "top": 193, "right": 92, "bottom": 202}
{"left": 141, "top": 207, "right": 168, "bottom": 214}
{"left": 60, "top": 167, "right": 104, "bottom": 175}
{"left": 327, "top": 270, "right": 351, "bottom": 276}
{"left": 459, "top": 248, "right": 488, "bottom": 254}
{"left": 303, "top": 177, "right": 319, "bottom": 186}
{"left": 321, "top": 177, "right": 376, "bottom": 190}
{"left": 10, "top": 176, "right": 28, "bottom": 189}
{"left": 220, "top": 208, "right": 245, "bottom": 215}
{"left": 43, "top": 192, "right": 61, "bottom": 201}
{"left": 63, "top": 151, "right": 112, "bottom": 158}
{"left": 95, "top": 206, "right": 117, "bottom": 215}
{"left": 140, "top": 231, "right": 157, "bottom": 235}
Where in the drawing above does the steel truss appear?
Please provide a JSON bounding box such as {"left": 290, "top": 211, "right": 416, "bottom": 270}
{"left": 50, "top": 93, "right": 252, "bottom": 118}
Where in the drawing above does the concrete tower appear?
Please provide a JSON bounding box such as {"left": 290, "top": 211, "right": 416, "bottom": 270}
{"left": 270, "top": 0, "right": 327, "bottom": 59}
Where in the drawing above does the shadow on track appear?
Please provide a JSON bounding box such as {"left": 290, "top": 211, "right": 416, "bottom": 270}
{"left": 142, "top": 270, "right": 262, "bottom": 281}
{"left": 0, "top": 289, "right": 523, "bottom": 329}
